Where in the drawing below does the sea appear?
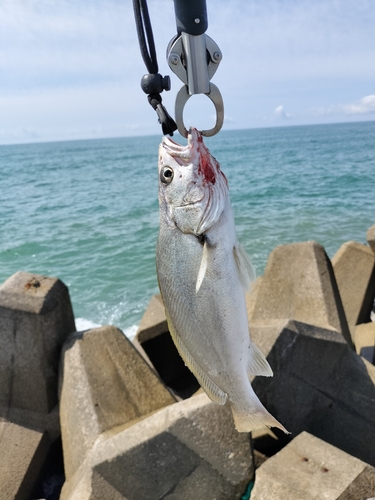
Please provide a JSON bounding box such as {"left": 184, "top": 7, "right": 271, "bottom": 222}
{"left": 1, "top": 121, "right": 374, "bottom": 338}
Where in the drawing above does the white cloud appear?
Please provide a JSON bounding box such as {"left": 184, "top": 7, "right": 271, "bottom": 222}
{"left": 340, "top": 95, "right": 375, "bottom": 115}
{"left": 311, "top": 95, "right": 375, "bottom": 118}
{"left": 274, "top": 105, "right": 290, "bottom": 120}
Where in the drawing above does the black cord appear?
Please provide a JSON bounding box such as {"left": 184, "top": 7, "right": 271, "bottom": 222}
{"left": 132, "top": 0, "right": 177, "bottom": 136}
{"left": 133, "top": 0, "right": 158, "bottom": 74}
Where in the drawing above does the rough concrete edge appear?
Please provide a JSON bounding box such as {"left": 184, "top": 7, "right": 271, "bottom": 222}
{"left": 317, "top": 244, "right": 353, "bottom": 349}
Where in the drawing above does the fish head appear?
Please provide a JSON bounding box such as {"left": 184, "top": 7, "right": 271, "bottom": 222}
{"left": 158, "top": 128, "right": 228, "bottom": 235}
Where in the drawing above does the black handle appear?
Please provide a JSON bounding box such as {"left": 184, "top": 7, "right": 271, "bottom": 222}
{"left": 173, "top": 0, "right": 208, "bottom": 36}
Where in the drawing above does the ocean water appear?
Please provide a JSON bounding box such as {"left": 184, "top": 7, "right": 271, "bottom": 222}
{"left": 1, "top": 121, "right": 374, "bottom": 336}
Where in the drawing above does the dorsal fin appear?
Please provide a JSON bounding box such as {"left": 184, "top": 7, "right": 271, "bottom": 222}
{"left": 233, "top": 242, "right": 256, "bottom": 292}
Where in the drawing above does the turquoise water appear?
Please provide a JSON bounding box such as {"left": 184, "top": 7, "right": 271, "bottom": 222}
{"left": 1, "top": 121, "right": 374, "bottom": 335}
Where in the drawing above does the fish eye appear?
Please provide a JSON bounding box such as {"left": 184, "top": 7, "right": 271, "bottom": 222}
{"left": 160, "top": 166, "right": 174, "bottom": 184}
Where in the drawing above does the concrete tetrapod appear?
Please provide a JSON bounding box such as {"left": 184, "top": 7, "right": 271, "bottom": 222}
{"left": 248, "top": 241, "right": 353, "bottom": 348}
{"left": 251, "top": 431, "right": 375, "bottom": 500}
{"left": 332, "top": 240, "right": 375, "bottom": 340}
{"left": 134, "top": 294, "right": 168, "bottom": 344}
{"left": 0, "top": 421, "right": 50, "bottom": 500}
{"left": 354, "top": 322, "right": 375, "bottom": 364}
{"left": 0, "top": 271, "right": 76, "bottom": 499}
{"left": 60, "top": 393, "right": 254, "bottom": 500}
{"left": 0, "top": 271, "right": 75, "bottom": 419}
{"left": 367, "top": 223, "right": 375, "bottom": 255}
{"left": 134, "top": 294, "right": 200, "bottom": 399}
{"left": 250, "top": 319, "right": 375, "bottom": 466}
{"left": 59, "top": 325, "right": 176, "bottom": 481}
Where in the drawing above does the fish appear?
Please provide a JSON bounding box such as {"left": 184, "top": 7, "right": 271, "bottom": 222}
{"left": 156, "top": 128, "right": 287, "bottom": 433}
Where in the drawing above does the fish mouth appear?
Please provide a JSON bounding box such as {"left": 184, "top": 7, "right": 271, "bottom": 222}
{"left": 187, "top": 127, "right": 200, "bottom": 146}
{"left": 162, "top": 128, "right": 201, "bottom": 164}
{"left": 162, "top": 128, "right": 198, "bottom": 148}
{"left": 162, "top": 135, "right": 191, "bottom": 164}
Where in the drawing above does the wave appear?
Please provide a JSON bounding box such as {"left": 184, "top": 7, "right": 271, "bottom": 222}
{"left": 75, "top": 317, "right": 101, "bottom": 331}
{"left": 75, "top": 317, "right": 139, "bottom": 340}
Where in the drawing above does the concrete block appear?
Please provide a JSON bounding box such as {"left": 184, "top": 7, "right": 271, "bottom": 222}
{"left": 332, "top": 240, "right": 375, "bottom": 338}
{"left": 245, "top": 276, "right": 262, "bottom": 322}
{"left": 250, "top": 241, "right": 352, "bottom": 347}
{"left": 134, "top": 295, "right": 200, "bottom": 399}
{"left": 59, "top": 325, "right": 176, "bottom": 479}
{"left": 0, "top": 271, "right": 75, "bottom": 416}
{"left": 60, "top": 393, "right": 254, "bottom": 500}
{"left": 367, "top": 223, "right": 375, "bottom": 254}
{"left": 251, "top": 431, "right": 375, "bottom": 500}
{"left": 135, "top": 294, "right": 167, "bottom": 343}
{"left": 251, "top": 320, "right": 375, "bottom": 466}
{"left": 354, "top": 322, "right": 375, "bottom": 364}
{"left": 5, "top": 403, "right": 61, "bottom": 443}
{"left": 0, "top": 420, "right": 50, "bottom": 500}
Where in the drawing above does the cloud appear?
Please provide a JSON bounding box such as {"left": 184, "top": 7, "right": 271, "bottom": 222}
{"left": 274, "top": 105, "right": 290, "bottom": 120}
{"left": 340, "top": 95, "right": 375, "bottom": 115}
{"left": 311, "top": 95, "right": 375, "bottom": 118}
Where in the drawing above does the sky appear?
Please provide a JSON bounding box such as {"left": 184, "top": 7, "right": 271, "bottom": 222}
{"left": 0, "top": 0, "right": 374, "bottom": 144}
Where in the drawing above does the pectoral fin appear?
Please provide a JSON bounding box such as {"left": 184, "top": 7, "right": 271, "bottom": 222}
{"left": 196, "top": 238, "right": 209, "bottom": 293}
{"left": 247, "top": 342, "right": 273, "bottom": 377}
{"left": 196, "top": 235, "right": 215, "bottom": 293}
{"left": 233, "top": 242, "right": 256, "bottom": 292}
{"left": 165, "top": 308, "right": 227, "bottom": 405}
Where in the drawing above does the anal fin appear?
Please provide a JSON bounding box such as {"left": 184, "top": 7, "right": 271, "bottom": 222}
{"left": 165, "top": 308, "right": 227, "bottom": 405}
{"left": 247, "top": 342, "right": 273, "bottom": 377}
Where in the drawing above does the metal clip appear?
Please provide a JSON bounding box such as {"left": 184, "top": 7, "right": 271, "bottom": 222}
{"left": 175, "top": 83, "right": 224, "bottom": 138}
{"left": 167, "top": 33, "right": 224, "bottom": 137}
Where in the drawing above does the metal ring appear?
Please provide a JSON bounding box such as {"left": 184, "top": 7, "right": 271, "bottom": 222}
{"left": 175, "top": 83, "right": 224, "bottom": 138}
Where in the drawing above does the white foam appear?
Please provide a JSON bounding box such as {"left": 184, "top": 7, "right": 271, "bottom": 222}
{"left": 75, "top": 317, "right": 101, "bottom": 331}
{"left": 74, "top": 318, "right": 138, "bottom": 340}
{"left": 123, "top": 324, "right": 138, "bottom": 340}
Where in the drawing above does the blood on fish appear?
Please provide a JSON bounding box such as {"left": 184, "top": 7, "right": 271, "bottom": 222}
{"left": 191, "top": 128, "right": 228, "bottom": 186}
{"left": 198, "top": 147, "right": 229, "bottom": 187}
{"left": 199, "top": 148, "right": 216, "bottom": 184}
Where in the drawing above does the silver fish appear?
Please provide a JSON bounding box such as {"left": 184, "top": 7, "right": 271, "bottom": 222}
{"left": 156, "top": 128, "right": 287, "bottom": 433}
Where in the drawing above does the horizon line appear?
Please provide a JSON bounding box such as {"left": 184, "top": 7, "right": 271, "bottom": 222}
{"left": 1, "top": 117, "right": 374, "bottom": 148}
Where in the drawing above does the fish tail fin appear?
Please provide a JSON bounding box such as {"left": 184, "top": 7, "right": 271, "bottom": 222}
{"left": 230, "top": 400, "right": 289, "bottom": 434}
